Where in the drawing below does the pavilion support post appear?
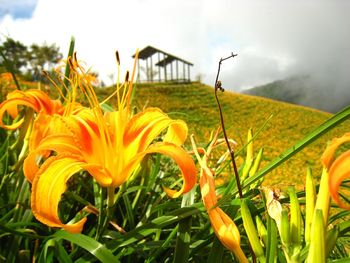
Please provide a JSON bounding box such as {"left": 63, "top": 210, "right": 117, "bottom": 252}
{"left": 158, "top": 52, "right": 161, "bottom": 82}
{"left": 150, "top": 55, "right": 153, "bottom": 82}
{"left": 176, "top": 60, "right": 179, "bottom": 82}
{"left": 183, "top": 62, "right": 185, "bottom": 82}
{"left": 145, "top": 58, "right": 149, "bottom": 82}
{"left": 187, "top": 64, "right": 190, "bottom": 82}
{"left": 164, "top": 54, "right": 167, "bottom": 82}
{"left": 170, "top": 61, "right": 173, "bottom": 81}
{"left": 137, "top": 59, "right": 140, "bottom": 83}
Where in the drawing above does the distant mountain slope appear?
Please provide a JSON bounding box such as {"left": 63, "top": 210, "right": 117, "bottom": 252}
{"left": 101, "top": 82, "right": 350, "bottom": 187}
{"left": 243, "top": 75, "right": 350, "bottom": 113}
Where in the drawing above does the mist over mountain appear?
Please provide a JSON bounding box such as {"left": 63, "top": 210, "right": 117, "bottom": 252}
{"left": 243, "top": 75, "right": 350, "bottom": 113}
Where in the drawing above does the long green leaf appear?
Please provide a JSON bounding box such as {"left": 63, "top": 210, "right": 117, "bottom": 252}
{"left": 266, "top": 215, "right": 278, "bottom": 263}
{"left": 173, "top": 188, "right": 195, "bottom": 263}
{"left": 62, "top": 36, "right": 75, "bottom": 98}
{"left": 207, "top": 236, "right": 225, "bottom": 263}
{"left": 115, "top": 206, "right": 201, "bottom": 248}
{"left": 53, "top": 230, "right": 119, "bottom": 263}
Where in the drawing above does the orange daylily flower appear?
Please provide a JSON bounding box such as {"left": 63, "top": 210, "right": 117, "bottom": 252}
{"left": 0, "top": 89, "right": 63, "bottom": 130}
{"left": 24, "top": 52, "right": 197, "bottom": 233}
{"left": 191, "top": 131, "right": 248, "bottom": 263}
{"left": 322, "top": 133, "right": 350, "bottom": 210}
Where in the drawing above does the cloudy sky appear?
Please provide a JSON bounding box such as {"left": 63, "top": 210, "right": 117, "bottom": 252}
{"left": 1, "top": 0, "right": 349, "bottom": 98}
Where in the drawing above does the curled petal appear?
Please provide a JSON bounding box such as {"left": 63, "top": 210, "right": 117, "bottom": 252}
{"left": 0, "top": 98, "right": 33, "bottom": 129}
{"left": 124, "top": 108, "right": 188, "bottom": 152}
{"left": 321, "top": 133, "right": 350, "bottom": 168}
{"left": 24, "top": 134, "right": 81, "bottom": 182}
{"left": 120, "top": 142, "right": 196, "bottom": 197}
{"left": 31, "top": 155, "right": 87, "bottom": 233}
{"left": 328, "top": 151, "right": 350, "bottom": 210}
{"left": 163, "top": 118, "right": 188, "bottom": 146}
{"left": 0, "top": 89, "right": 62, "bottom": 130}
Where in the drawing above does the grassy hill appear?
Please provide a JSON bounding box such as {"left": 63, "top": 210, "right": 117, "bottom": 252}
{"left": 102, "top": 81, "right": 350, "bottom": 188}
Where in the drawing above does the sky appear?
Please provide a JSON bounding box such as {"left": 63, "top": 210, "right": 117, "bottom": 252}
{"left": 1, "top": 0, "right": 350, "bottom": 109}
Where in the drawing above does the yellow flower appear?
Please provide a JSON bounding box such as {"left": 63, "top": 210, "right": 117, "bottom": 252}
{"left": 24, "top": 52, "right": 197, "bottom": 233}
{"left": 322, "top": 133, "right": 350, "bottom": 210}
{"left": 191, "top": 131, "right": 248, "bottom": 263}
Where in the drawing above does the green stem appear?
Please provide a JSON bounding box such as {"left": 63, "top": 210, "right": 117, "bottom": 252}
{"left": 107, "top": 186, "right": 115, "bottom": 218}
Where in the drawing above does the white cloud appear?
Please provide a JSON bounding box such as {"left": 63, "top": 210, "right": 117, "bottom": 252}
{"left": 0, "top": 0, "right": 349, "bottom": 97}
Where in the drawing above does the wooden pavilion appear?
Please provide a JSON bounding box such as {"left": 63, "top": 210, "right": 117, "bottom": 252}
{"left": 132, "top": 46, "right": 193, "bottom": 83}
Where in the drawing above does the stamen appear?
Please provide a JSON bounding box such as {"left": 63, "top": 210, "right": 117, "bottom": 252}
{"left": 115, "top": 51, "right": 120, "bottom": 66}
{"left": 68, "top": 57, "right": 75, "bottom": 70}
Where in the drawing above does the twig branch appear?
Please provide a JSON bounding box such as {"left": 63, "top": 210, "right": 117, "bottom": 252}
{"left": 214, "top": 53, "right": 258, "bottom": 263}
{"left": 213, "top": 53, "right": 243, "bottom": 199}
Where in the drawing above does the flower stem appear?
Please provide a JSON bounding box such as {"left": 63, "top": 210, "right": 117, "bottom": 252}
{"left": 213, "top": 53, "right": 243, "bottom": 199}
{"left": 107, "top": 186, "right": 115, "bottom": 219}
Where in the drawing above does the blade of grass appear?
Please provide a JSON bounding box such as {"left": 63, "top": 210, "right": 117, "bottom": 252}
{"left": 147, "top": 225, "right": 178, "bottom": 262}
{"left": 115, "top": 205, "right": 202, "bottom": 248}
{"left": 53, "top": 230, "right": 119, "bottom": 263}
{"left": 122, "top": 194, "right": 135, "bottom": 229}
{"left": 62, "top": 36, "right": 75, "bottom": 98}
{"left": 266, "top": 215, "right": 278, "bottom": 263}
{"left": 207, "top": 236, "right": 225, "bottom": 263}
{"left": 173, "top": 188, "right": 195, "bottom": 263}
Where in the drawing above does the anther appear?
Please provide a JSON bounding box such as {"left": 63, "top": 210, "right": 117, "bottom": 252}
{"left": 73, "top": 52, "right": 78, "bottom": 63}
{"left": 115, "top": 51, "right": 120, "bottom": 65}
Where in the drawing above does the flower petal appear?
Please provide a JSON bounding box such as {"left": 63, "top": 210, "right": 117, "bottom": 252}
{"left": 31, "top": 155, "right": 87, "bottom": 233}
{"left": 321, "top": 132, "right": 350, "bottom": 168}
{"left": 199, "top": 169, "right": 218, "bottom": 210}
{"left": 119, "top": 142, "right": 196, "bottom": 196}
{"left": 124, "top": 108, "right": 188, "bottom": 153}
{"left": 208, "top": 208, "right": 241, "bottom": 251}
{"left": 24, "top": 134, "right": 81, "bottom": 182}
{"left": 328, "top": 151, "right": 350, "bottom": 210}
{"left": 0, "top": 89, "right": 63, "bottom": 130}
{"left": 81, "top": 163, "right": 113, "bottom": 187}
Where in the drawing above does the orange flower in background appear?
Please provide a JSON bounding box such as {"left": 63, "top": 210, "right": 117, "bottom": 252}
{"left": 0, "top": 89, "right": 63, "bottom": 130}
{"left": 24, "top": 52, "right": 197, "bottom": 233}
{"left": 191, "top": 131, "right": 248, "bottom": 263}
{"left": 322, "top": 133, "right": 350, "bottom": 210}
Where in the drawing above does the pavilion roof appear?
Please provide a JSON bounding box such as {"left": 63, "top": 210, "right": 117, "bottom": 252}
{"left": 132, "top": 46, "right": 193, "bottom": 66}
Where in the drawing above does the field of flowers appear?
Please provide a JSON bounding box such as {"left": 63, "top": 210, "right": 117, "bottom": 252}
{"left": 1, "top": 49, "right": 350, "bottom": 262}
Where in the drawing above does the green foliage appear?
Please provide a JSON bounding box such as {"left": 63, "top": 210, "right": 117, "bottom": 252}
{"left": 0, "top": 37, "right": 62, "bottom": 81}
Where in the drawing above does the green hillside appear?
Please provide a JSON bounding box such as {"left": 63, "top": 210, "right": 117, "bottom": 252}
{"left": 102, "top": 81, "right": 350, "bottom": 187}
